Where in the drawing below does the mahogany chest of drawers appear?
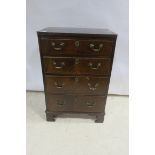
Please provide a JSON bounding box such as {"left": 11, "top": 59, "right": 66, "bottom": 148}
{"left": 37, "top": 27, "right": 117, "bottom": 123}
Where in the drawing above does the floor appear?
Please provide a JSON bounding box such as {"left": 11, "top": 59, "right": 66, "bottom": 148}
{"left": 26, "top": 91, "right": 128, "bottom": 155}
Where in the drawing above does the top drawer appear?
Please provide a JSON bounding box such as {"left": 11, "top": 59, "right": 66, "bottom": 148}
{"left": 39, "top": 38, "right": 114, "bottom": 57}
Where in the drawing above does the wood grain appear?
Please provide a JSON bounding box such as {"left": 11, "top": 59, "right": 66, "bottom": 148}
{"left": 37, "top": 27, "right": 117, "bottom": 123}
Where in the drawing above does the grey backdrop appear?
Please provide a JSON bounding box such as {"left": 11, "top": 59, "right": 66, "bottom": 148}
{"left": 26, "top": 0, "right": 129, "bottom": 95}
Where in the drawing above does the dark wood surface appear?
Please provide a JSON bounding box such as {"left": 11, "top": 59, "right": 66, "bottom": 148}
{"left": 37, "top": 27, "right": 117, "bottom": 123}
{"left": 45, "top": 75, "right": 109, "bottom": 95}
{"left": 46, "top": 94, "right": 106, "bottom": 113}
{"left": 38, "top": 27, "right": 117, "bottom": 35}
{"left": 43, "top": 57, "right": 112, "bottom": 75}
{"left": 40, "top": 38, "right": 114, "bottom": 57}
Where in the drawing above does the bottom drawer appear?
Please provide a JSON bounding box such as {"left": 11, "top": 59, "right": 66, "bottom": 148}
{"left": 46, "top": 94, "right": 107, "bottom": 112}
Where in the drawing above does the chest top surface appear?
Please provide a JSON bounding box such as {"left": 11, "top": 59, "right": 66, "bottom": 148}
{"left": 37, "top": 27, "right": 117, "bottom": 37}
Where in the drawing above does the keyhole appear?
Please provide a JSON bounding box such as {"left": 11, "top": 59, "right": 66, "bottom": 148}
{"left": 75, "top": 41, "right": 79, "bottom": 47}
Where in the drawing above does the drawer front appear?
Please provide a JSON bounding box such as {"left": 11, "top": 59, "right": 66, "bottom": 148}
{"left": 45, "top": 75, "right": 109, "bottom": 95}
{"left": 43, "top": 57, "right": 112, "bottom": 75}
{"left": 76, "top": 58, "right": 112, "bottom": 75}
{"left": 77, "top": 40, "right": 113, "bottom": 57}
{"left": 40, "top": 38, "right": 75, "bottom": 56}
{"left": 40, "top": 38, "right": 114, "bottom": 57}
{"left": 43, "top": 57, "right": 75, "bottom": 75}
{"left": 46, "top": 94, "right": 106, "bottom": 112}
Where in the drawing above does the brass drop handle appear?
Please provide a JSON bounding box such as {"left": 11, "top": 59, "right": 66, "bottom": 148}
{"left": 54, "top": 82, "right": 64, "bottom": 89}
{"left": 89, "top": 43, "right": 103, "bottom": 52}
{"left": 57, "top": 100, "right": 65, "bottom": 106}
{"left": 88, "top": 62, "right": 101, "bottom": 70}
{"left": 51, "top": 42, "right": 65, "bottom": 51}
{"left": 52, "top": 61, "right": 65, "bottom": 69}
{"left": 88, "top": 83, "right": 98, "bottom": 91}
{"left": 86, "top": 101, "right": 95, "bottom": 107}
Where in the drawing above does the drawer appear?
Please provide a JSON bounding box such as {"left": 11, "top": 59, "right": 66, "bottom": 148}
{"left": 43, "top": 57, "right": 75, "bottom": 75}
{"left": 43, "top": 57, "right": 112, "bottom": 75}
{"left": 77, "top": 40, "right": 113, "bottom": 57}
{"left": 46, "top": 94, "right": 106, "bottom": 112}
{"left": 40, "top": 38, "right": 75, "bottom": 56}
{"left": 76, "top": 58, "right": 112, "bottom": 75}
{"left": 45, "top": 75, "right": 109, "bottom": 95}
{"left": 40, "top": 38, "right": 114, "bottom": 57}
